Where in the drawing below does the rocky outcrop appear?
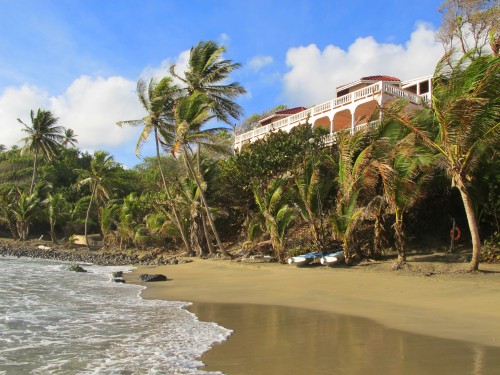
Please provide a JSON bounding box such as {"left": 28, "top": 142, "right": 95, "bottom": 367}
{"left": 139, "top": 274, "right": 168, "bottom": 282}
{"left": 0, "top": 240, "right": 192, "bottom": 266}
{"left": 67, "top": 264, "right": 87, "bottom": 272}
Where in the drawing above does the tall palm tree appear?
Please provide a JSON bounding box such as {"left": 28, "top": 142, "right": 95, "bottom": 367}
{"left": 117, "top": 77, "right": 194, "bottom": 254}
{"left": 77, "top": 151, "right": 120, "bottom": 248}
{"left": 62, "top": 128, "right": 78, "bottom": 148}
{"left": 18, "top": 109, "right": 64, "bottom": 194}
{"left": 170, "top": 40, "right": 246, "bottom": 124}
{"left": 173, "top": 91, "right": 230, "bottom": 256}
{"left": 384, "top": 53, "right": 499, "bottom": 271}
{"left": 45, "top": 192, "right": 69, "bottom": 244}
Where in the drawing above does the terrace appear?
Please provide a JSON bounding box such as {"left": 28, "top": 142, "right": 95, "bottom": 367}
{"left": 234, "top": 75, "right": 432, "bottom": 151}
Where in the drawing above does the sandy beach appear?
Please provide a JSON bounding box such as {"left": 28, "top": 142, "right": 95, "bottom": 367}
{"left": 126, "top": 258, "right": 500, "bottom": 374}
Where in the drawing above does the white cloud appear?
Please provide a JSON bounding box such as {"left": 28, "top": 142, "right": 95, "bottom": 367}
{"left": 141, "top": 50, "right": 191, "bottom": 85}
{"left": 283, "top": 22, "right": 444, "bottom": 106}
{"left": 0, "top": 76, "right": 145, "bottom": 150}
{"left": 50, "top": 76, "right": 145, "bottom": 148}
{"left": 219, "top": 33, "right": 230, "bottom": 44}
{"left": 0, "top": 85, "right": 50, "bottom": 148}
{"left": 248, "top": 55, "right": 274, "bottom": 71}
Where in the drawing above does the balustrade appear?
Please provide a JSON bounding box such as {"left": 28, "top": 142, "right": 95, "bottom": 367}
{"left": 235, "top": 80, "right": 426, "bottom": 149}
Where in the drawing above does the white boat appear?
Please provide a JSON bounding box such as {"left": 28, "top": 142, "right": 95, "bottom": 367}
{"left": 320, "top": 251, "right": 345, "bottom": 266}
{"left": 287, "top": 252, "right": 322, "bottom": 267}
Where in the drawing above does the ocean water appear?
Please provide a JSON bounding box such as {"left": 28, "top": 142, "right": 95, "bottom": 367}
{"left": 0, "top": 257, "right": 231, "bottom": 374}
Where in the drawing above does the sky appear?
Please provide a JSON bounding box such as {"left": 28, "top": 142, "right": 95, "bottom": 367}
{"left": 0, "top": 0, "right": 446, "bottom": 168}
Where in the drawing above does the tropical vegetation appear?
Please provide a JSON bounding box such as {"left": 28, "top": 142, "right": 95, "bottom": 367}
{"left": 0, "top": 7, "right": 498, "bottom": 273}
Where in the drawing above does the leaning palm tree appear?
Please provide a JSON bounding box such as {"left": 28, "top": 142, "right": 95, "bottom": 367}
{"left": 117, "top": 77, "right": 194, "bottom": 254}
{"left": 173, "top": 91, "right": 230, "bottom": 257}
{"left": 384, "top": 53, "right": 499, "bottom": 271}
{"left": 0, "top": 188, "right": 19, "bottom": 239}
{"left": 61, "top": 128, "right": 78, "bottom": 148}
{"left": 18, "top": 109, "right": 64, "bottom": 194}
{"left": 170, "top": 40, "right": 246, "bottom": 124}
{"left": 77, "top": 151, "right": 120, "bottom": 248}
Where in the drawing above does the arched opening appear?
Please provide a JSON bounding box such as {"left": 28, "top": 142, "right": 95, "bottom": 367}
{"left": 332, "top": 109, "right": 352, "bottom": 131}
{"left": 354, "top": 100, "right": 379, "bottom": 127}
{"left": 313, "top": 116, "right": 331, "bottom": 132}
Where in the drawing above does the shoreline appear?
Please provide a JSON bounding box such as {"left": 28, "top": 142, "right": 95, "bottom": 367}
{"left": 126, "top": 259, "right": 500, "bottom": 373}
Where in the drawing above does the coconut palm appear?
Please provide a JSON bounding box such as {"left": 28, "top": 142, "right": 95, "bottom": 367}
{"left": 77, "top": 151, "right": 120, "bottom": 248}
{"left": 18, "top": 109, "right": 64, "bottom": 194}
{"left": 173, "top": 91, "right": 230, "bottom": 256}
{"left": 330, "top": 131, "right": 380, "bottom": 262}
{"left": 117, "top": 77, "right": 194, "bottom": 254}
{"left": 11, "top": 190, "right": 41, "bottom": 241}
{"left": 62, "top": 128, "right": 78, "bottom": 148}
{"left": 170, "top": 40, "right": 246, "bottom": 124}
{"left": 0, "top": 188, "right": 19, "bottom": 239}
{"left": 384, "top": 53, "right": 499, "bottom": 271}
{"left": 294, "top": 152, "right": 333, "bottom": 252}
{"left": 0, "top": 144, "right": 6, "bottom": 153}
{"left": 45, "top": 192, "right": 69, "bottom": 244}
{"left": 253, "top": 178, "right": 296, "bottom": 262}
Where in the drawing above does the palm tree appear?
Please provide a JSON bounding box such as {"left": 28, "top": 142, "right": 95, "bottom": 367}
{"left": 173, "top": 91, "right": 230, "bottom": 256}
{"left": 170, "top": 40, "right": 246, "bottom": 124}
{"left": 77, "top": 151, "right": 120, "bottom": 248}
{"left": 253, "top": 178, "right": 296, "bottom": 262}
{"left": 294, "top": 152, "right": 333, "bottom": 252}
{"left": 330, "top": 131, "right": 380, "bottom": 262}
{"left": 18, "top": 109, "right": 64, "bottom": 194}
{"left": 45, "top": 192, "right": 69, "bottom": 244}
{"left": 0, "top": 144, "right": 6, "bottom": 153}
{"left": 11, "top": 190, "right": 41, "bottom": 241}
{"left": 0, "top": 188, "right": 19, "bottom": 239}
{"left": 117, "top": 77, "right": 194, "bottom": 254}
{"left": 384, "top": 53, "right": 499, "bottom": 271}
{"left": 62, "top": 128, "right": 78, "bottom": 148}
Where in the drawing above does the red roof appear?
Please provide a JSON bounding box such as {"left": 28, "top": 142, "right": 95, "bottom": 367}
{"left": 275, "top": 107, "right": 307, "bottom": 115}
{"left": 259, "top": 107, "right": 307, "bottom": 123}
{"left": 361, "top": 75, "right": 400, "bottom": 82}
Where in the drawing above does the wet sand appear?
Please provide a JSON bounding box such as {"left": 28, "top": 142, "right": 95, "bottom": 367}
{"left": 126, "top": 259, "right": 500, "bottom": 374}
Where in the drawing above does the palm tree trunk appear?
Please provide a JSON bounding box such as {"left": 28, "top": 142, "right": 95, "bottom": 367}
{"left": 29, "top": 152, "right": 38, "bottom": 195}
{"left": 85, "top": 189, "right": 95, "bottom": 250}
{"left": 50, "top": 220, "right": 58, "bottom": 244}
{"left": 154, "top": 128, "right": 193, "bottom": 255}
{"left": 201, "top": 211, "right": 216, "bottom": 255}
{"left": 183, "top": 145, "right": 229, "bottom": 257}
{"left": 196, "top": 145, "right": 215, "bottom": 255}
{"left": 455, "top": 176, "right": 482, "bottom": 272}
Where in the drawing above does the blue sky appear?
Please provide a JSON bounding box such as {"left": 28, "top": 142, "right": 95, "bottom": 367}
{"left": 0, "top": 0, "right": 445, "bottom": 167}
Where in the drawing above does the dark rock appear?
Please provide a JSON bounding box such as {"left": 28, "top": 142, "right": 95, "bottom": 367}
{"left": 112, "top": 271, "right": 123, "bottom": 278}
{"left": 139, "top": 273, "right": 167, "bottom": 282}
{"left": 68, "top": 264, "right": 87, "bottom": 273}
{"left": 111, "top": 277, "right": 126, "bottom": 283}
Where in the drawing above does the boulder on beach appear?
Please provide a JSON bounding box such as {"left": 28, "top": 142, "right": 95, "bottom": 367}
{"left": 68, "top": 265, "right": 87, "bottom": 273}
{"left": 111, "top": 277, "right": 126, "bottom": 283}
{"left": 112, "top": 271, "right": 123, "bottom": 278}
{"left": 139, "top": 273, "right": 167, "bottom": 282}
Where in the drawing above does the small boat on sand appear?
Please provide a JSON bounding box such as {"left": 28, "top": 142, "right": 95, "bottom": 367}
{"left": 320, "top": 251, "right": 345, "bottom": 267}
{"left": 287, "top": 252, "right": 322, "bottom": 267}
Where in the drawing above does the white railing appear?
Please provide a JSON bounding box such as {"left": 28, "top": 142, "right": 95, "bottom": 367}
{"left": 235, "top": 81, "right": 425, "bottom": 147}
{"left": 383, "top": 84, "right": 420, "bottom": 104}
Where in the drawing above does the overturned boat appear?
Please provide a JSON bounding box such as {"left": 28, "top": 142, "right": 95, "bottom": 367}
{"left": 287, "top": 252, "right": 322, "bottom": 267}
{"left": 320, "top": 251, "right": 345, "bottom": 267}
